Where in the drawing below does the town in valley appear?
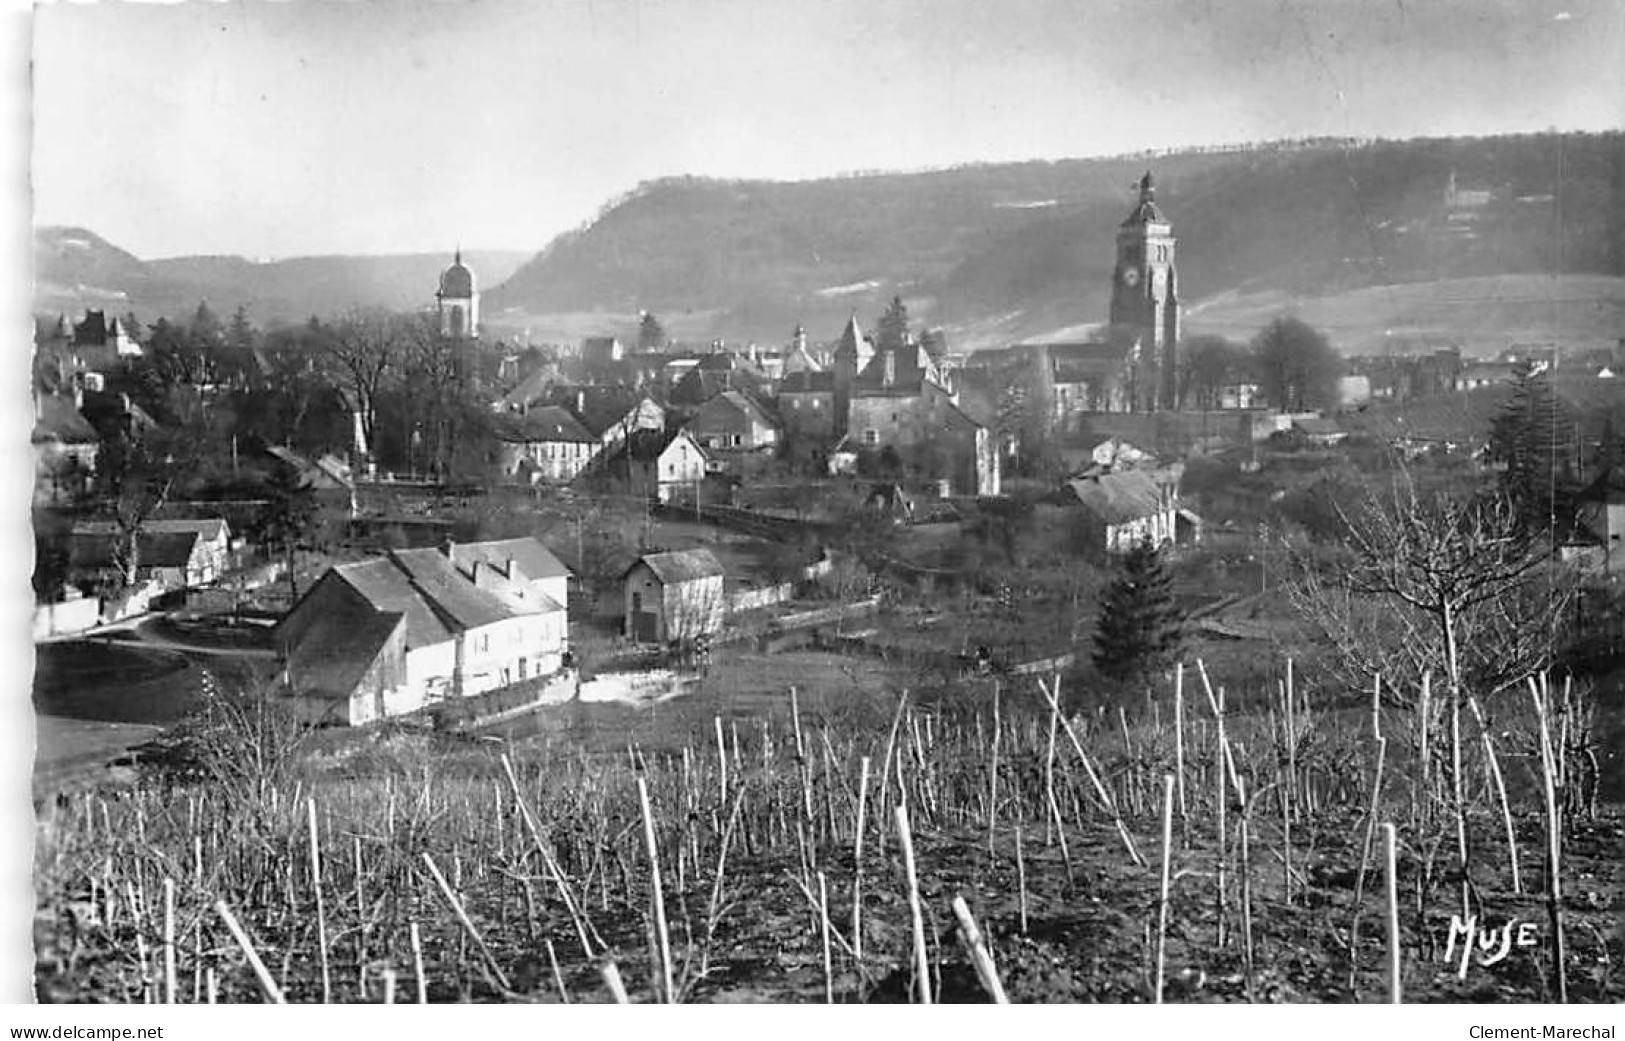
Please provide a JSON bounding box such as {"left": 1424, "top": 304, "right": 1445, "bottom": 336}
{"left": 23, "top": 0, "right": 1625, "bottom": 1007}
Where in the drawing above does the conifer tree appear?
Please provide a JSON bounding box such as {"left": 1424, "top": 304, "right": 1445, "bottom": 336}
{"left": 1487, "top": 362, "right": 1579, "bottom": 533}
{"left": 1092, "top": 535, "right": 1185, "bottom": 685}
{"left": 876, "top": 295, "right": 910, "bottom": 354}
{"left": 638, "top": 311, "right": 667, "bottom": 351}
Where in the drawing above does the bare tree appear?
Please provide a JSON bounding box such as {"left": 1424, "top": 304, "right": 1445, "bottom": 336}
{"left": 1287, "top": 473, "right": 1574, "bottom": 704}
{"left": 321, "top": 309, "right": 402, "bottom": 456}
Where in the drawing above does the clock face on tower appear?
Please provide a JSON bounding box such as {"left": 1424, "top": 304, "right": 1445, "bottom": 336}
{"left": 1122, "top": 267, "right": 1141, "bottom": 287}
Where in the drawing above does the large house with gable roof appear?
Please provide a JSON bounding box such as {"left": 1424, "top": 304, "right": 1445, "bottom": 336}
{"left": 275, "top": 537, "right": 571, "bottom": 724}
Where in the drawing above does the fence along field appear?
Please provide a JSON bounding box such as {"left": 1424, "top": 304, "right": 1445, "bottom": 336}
{"left": 30, "top": 661, "right": 1621, "bottom": 1004}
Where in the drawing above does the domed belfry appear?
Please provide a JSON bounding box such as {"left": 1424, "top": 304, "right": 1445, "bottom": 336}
{"left": 436, "top": 249, "right": 479, "bottom": 339}
{"left": 1108, "top": 172, "right": 1180, "bottom": 411}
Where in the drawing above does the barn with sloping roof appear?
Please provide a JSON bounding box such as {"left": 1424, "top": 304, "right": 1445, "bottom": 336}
{"left": 1066, "top": 469, "right": 1180, "bottom": 555}
{"left": 276, "top": 542, "right": 573, "bottom": 723}
{"left": 622, "top": 548, "right": 726, "bottom": 644}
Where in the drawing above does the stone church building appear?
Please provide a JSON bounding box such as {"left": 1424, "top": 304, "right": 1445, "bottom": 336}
{"left": 1107, "top": 170, "right": 1181, "bottom": 412}
{"left": 968, "top": 171, "right": 1184, "bottom": 432}
{"left": 436, "top": 249, "right": 480, "bottom": 339}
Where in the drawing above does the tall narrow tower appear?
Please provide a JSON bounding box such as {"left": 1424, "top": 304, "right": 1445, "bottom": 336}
{"left": 436, "top": 249, "right": 479, "bottom": 339}
{"left": 1109, "top": 172, "right": 1180, "bottom": 410}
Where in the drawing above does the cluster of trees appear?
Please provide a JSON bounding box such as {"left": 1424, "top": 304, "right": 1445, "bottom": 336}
{"left": 1179, "top": 316, "right": 1343, "bottom": 412}
{"left": 36, "top": 301, "right": 519, "bottom": 597}
{"left": 81, "top": 304, "right": 499, "bottom": 485}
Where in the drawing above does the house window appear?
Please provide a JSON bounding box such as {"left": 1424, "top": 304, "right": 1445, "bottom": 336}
{"left": 863, "top": 429, "right": 879, "bottom": 445}
{"left": 732, "top": 434, "right": 743, "bottom": 447}
{"left": 480, "top": 634, "right": 489, "bottom": 653}
{"left": 812, "top": 399, "right": 822, "bottom": 410}
{"left": 519, "top": 658, "right": 527, "bottom": 679}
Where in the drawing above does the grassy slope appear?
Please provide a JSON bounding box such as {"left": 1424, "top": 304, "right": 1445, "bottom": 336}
{"left": 1183, "top": 274, "right": 1625, "bottom": 357}
{"left": 488, "top": 131, "right": 1624, "bottom": 348}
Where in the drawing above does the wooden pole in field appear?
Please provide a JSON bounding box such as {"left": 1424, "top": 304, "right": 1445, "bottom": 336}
{"left": 636, "top": 777, "right": 675, "bottom": 1004}
{"left": 818, "top": 871, "right": 834, "bottom": 1004}
{"left": 307, "top": 798, "right": 331, "bottom": 1003}
{"left": 1015, "top": 825, "right": 1029, "bottom": 935}
{"left": 853, "top": 755, "right": 870, "bottom": 960}
{"left": 1530, "top": 680, "right": 1568, "bottom": 1003}
{"left": 894, "top": 804, "right": 932, "bottom": 1004}
{"left": 1155, "top": 774, "right": 1175, "bottom": 1004}
{"left": 410, "top": 921, "right": 427, "bottom": 1004}
{"left": 1173, "top": 664, "right": 1188, "bottom": 824}
{"left": 600, "top": 960, "right": 631, "bottom": 1004}
{"left": 715, "top": 715, "right": 728, "bottom": 805}
{"left": 162, "top": 878, "right": 176, "bottom": 1005}
{"left": 951, "top": 896, "right": 1009, "bottom": 1004}
{"left": 987, "top": 681, "right": 1001, "bottom": 858}
{"left": 1382, "top": 823, "right": 1401, "bottom": 1004}
{"left": 421, "top": 853, "right": 512, "bottom": 992}
{"left": 214, "top": 900, "right": 287, "bottom": 1004}
{"left": 1466, "top": 695, "right": 1522, "bottom": 895}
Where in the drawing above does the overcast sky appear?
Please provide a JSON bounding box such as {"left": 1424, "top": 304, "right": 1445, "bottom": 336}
{"left": 28, "top": 0, "right": 1624, "bottom": 260}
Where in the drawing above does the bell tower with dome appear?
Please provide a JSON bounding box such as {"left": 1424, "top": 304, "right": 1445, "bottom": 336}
{"left": 436, "top": 249, "right": 479, "bottom": 339}
{"left": 1108, "top": 172, "right": 1180, "bottom": 410}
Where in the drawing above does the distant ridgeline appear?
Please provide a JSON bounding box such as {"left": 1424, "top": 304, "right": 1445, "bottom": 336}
{"left": 485, "top": 132, "right": 1624, "bottom": 345}
{"left": 35, "top": 132, "right": 1622, "bottom": 344}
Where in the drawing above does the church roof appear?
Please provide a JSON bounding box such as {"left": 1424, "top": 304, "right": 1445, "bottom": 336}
{"left": 438, "top": 250, "right": 475, "bottom": 298}
{"left": 1121, "top": 170, "right": 1166, "bottom": 226}
{"left": 832, "top": 315, "right": 870, "bottom": 360}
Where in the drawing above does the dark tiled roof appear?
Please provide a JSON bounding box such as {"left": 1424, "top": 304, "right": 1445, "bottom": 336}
{"left": 438, "top": 253, "right": 475, "bottom": 297}
{"left": 288, "top": 599, "right": 406, "bottom": 702}
{"left": 1293, "top": 417, "right": 1343, "bottom": 436}
{"left": 332, "top": 558, "right": 458, "bottom": 647}
{"left": 447, "top": 537, "right": 572, "bottom": 582}
{"left": 831, "top": 315, "right": 868, "bottom": 359}
{"left": 72, "top": 310, "right": 110, "bottom": 346}
{"left": 697, "top": 390, "right": 775, "bottom": 427}
{"left": 74, "top": 517, "right": 229, "bottom": 542}
{"left": 779, "top": 370, "right": 834, "bottom": 393}
{"left": 1578, "top": 468, "right": 1625, "bottom": 505}
{"left": 1067, "top": 471, "right": 1168, "bottom": 525}
{"left": 499, "top": 368, "right": 556, "bottom": 411}
{"left": 32, "top": 393, "right": 99, "bottom": 444}
{"left": 68, "top": 529, "right": 201, "bottom": 570}
{"left": 493, "top": 405, "right": 597, "bottom": 444}
{"left": 388, "top": 549, "right": 517, "bottom": 631}
{"left": 265, "top": 445, "right": 353, "bottom": 490}
{"left": 543, "top": 385, "right": 654, "bottom": 437}
{"left": 622, "top": 427, "right": 679, "bottom": 461}
{"left": 627, "top": 548, "right": 726, "bottom": 584}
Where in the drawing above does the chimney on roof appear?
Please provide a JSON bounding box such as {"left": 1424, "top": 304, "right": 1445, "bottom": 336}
{"left": 441, "top": 535, "right": 456, "bottom": 559}
{"left": 883, "top": 350, "right": 896, "bottom": 387}
{"left": 576, "top": 389, "right": 586, "bottom": 415}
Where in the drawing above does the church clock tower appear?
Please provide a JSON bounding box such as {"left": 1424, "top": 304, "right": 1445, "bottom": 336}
{"left": 436, "top": 249, "right": 479, "bottom": 340}
{"left": 1109, "top": 172, "right": 1180, "bottom": 411}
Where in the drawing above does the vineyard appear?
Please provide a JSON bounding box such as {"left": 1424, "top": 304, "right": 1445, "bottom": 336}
{"left": 31, "top": 666, "right": 1623, "bottom": 1004}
